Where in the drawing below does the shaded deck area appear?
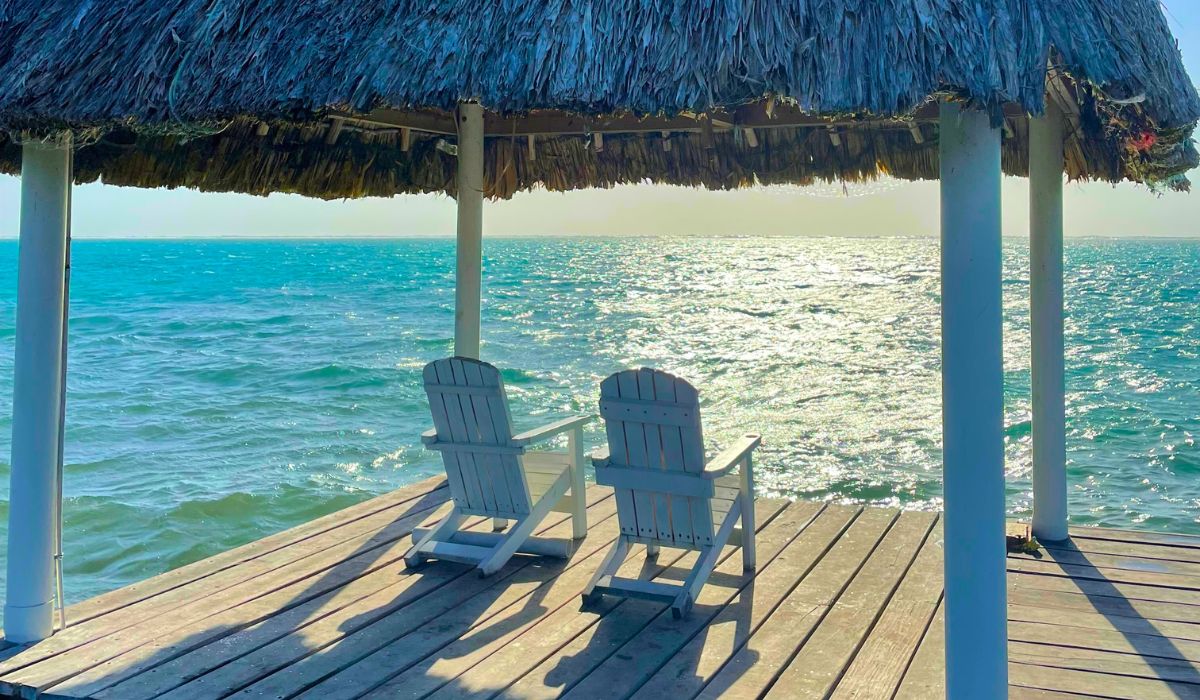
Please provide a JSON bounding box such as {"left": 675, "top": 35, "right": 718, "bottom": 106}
{"left": 2, "top": 477, "right": 1200, "bottom": 699}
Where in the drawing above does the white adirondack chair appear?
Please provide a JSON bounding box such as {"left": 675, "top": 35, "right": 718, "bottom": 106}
{"left": 582, "top": 368, "right": 760, "bottom": 618}
{"left": 407, "top": 357, "right": 589, "bottom": 576}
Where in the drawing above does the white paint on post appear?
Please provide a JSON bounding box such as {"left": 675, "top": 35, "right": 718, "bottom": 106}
{"left": 939, "top": 102, "right": 1008, "bottom": 698}
{"left": 5, "top": 139, "right": 72, "bottom": 643}
{"left": 453, "top": 102, "right": 494, "bottom": 528}
{"left": 1030, "top": 103, "right": 1069, "bottom": 543}
{"left": 454, "top": 102, "right": 484, "bottom": 360}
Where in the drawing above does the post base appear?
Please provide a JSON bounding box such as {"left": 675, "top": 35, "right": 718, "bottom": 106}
{"left": 1031, "top": 522, "right": 1070, "bottom": 543}
{"left": 3, "top": 600, "right": 55, "bottom": 643}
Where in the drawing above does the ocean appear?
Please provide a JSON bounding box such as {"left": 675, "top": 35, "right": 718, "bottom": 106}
{"left": 1, "top": 236, "right": 1198, "bottom": 611}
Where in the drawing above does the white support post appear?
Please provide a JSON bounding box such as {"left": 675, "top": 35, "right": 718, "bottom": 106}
{"left": 454, "top": 102, "right": 484, "bottom": 361}
{"left": 1029, "top": 103, "right": 1069, "bottom": 543}
{"left": 5, "top": 138, "right": 72, "bottom": 643}
{"left": 454, "top": 102, "right": 496, "bottom": 528}
{"left": 939, "top": 102, "right": 1008, "bottom": 698}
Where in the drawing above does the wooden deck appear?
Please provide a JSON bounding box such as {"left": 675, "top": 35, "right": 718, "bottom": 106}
{"left": 3, "top": 477, "right": 1200, "bottom": 699}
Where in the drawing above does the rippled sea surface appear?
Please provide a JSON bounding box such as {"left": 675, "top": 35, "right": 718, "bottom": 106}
{"left": 1, "top": 237, "right": 1198, "bottom": 610}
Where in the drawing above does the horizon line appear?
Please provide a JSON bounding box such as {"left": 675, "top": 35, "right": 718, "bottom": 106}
{"left": 2, "top": 232, "right": 1200, "bottom": 242}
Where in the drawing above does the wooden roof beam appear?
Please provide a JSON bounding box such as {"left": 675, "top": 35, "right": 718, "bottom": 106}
{"left": 1045, "top": 65, "right": 1087, "bottom": 175}
{"left": 332, "top": 102, "right": 1029, "bottom": 140}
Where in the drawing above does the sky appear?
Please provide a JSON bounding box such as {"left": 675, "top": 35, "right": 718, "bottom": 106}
{"left": 1, "top": 3, "right": 1199, "bottom": 239}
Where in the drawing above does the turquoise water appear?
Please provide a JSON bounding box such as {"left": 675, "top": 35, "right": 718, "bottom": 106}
{"left": 0, "top": 236, "right": 1198, "bottom": 612}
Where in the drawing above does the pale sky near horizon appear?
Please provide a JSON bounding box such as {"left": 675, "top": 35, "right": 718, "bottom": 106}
{"left": 2, "top": 3, "right": 1199, "bottom": 239}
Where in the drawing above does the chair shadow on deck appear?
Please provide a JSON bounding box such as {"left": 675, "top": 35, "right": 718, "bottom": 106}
{"left": 1019, "top": 537, "right": 1200, "bottom": 689}
{"left": 537, "top": 555, "right": 759, "bottom": 698}
{"left": 6, "top": 482, "right": 470, "bottom": 699}
{"left": 9, "top": 484, "right": 771, "bottom": 700}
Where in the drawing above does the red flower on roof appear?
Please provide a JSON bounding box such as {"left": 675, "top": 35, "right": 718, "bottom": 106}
{"left": 1130, "top": 132, "right": 1158, "bottom": 153}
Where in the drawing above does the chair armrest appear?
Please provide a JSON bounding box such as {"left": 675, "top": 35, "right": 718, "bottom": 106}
{"left": 421, "top": 428, "right": 438, "bottom": 445}
{"left": 590, "top": 446, "right": 610, "bottom": 468}
{"left": 511, "top": 415, "right": 592, "bottom": 447}
{"left": 703, "top": 434, "right": 762, "bottom": 479}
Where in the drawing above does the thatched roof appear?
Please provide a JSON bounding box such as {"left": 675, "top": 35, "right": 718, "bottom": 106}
{"left": 0, "top": 0, "right": 1197, "bottom": 199}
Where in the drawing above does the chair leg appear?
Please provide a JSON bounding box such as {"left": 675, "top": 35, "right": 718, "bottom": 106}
{"left": 582, "top": 536, "right": 629, "bottom": 606}
{"left": 671, "top": 592, "right": 694, "bottom": 620}
{"left": 405, "top": 509, "right": 464, "bottom": 569}
{"left": 476, "top": 516, "right": 534, "bottom": 577}
{"left": 477, "top": 471, "right": 569, "bottom": 576}
{"left": 674, "top": 501, "right": 742, "bottom": 619}
{"left": 646, "top": 544, "right": 660, "bottom": 559}
{"left": 568, "top": 427, "right": 588, "bottom": 540}
{"left": 674, "top": 544, "right": 720, "bottom": 619}
{"left": 739, "top": 453, "right": 757, "bottom": 571}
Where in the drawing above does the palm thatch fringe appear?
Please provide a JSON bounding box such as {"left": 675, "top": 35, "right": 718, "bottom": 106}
{"left": 2, "top": 94, "right": 1192, "bottom": 201}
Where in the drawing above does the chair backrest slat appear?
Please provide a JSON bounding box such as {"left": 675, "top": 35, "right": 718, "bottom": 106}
{"left": 424, "top": 358, "right": 531, "bottom": 517}
{"left": 673, "top": 375, "right": 713, "bottom": 545}
{"left": 617, "top": 370, "right": 655, "bottom": 539}
{"left": 464, "top": 358, "right": 527, "bottom": 515}
{"left": 636, "top": 368, "right": 674, "bottom": 543}
{"left": 598, "top": 368, "right": 713, "bottom": 547}
{"left": 599, "top": 375, "right": 637, "bottom": 538}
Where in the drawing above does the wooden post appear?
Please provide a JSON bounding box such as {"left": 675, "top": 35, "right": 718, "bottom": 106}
{"left": 324, "top": 118, "right": 344, "bottom": 145}
{"left": 1030, "top": 103, "right": 1069, "bottom": 542}
{"left": 5, "top": 137, "right": 72, "bottom": 643}
{"left": 454, "top": 102, "right": 484, "bottom": 360}
{"left": 939, "top": 102, "right": 1008, "bottom": 698}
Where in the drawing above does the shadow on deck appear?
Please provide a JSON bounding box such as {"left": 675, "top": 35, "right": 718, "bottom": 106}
{"left": 2, "top": 476, "right": 1199, "bottom": 699}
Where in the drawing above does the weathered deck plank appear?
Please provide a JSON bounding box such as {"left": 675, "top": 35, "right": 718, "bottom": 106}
{"left": 1010, "top": 660, "right": 1200, "bottom": 699}
{"left": 270, "top": 502, "right": 637, "bottom": 700}
{"left": 91, "top": 490, "right": 616, "bottom": 700}
{"left": 618, "top": 504, "right": 849, "bottom": 700}
{"left": 829, "top": 522, "right": 943, "bottom": 699}
{"left": 65, "top": 479, "right": 452, "bottom": 626}
{"left": 1007, "top": 585, "right": 1200, "bottom": 625}
{"left": 894, "top": 598, "right": 946, "bottom": 699}
{"left": 0, "top": 480, "right": 451, "bottom": 683}
{"left": 7, "top": 489, "right": 454, "bottom": 696}
{"left": 5, "top": 478, "right": 1200, "bottom": 699}
{"left": 407, "top": 500, "right": 791, "bottom": 700}
{"left": 761, "top": 511, "right": 937, "bottom": 698}
{"left": 226, "top": 497, "right": 622, "bottom": 700}
{"left": 517, "top": 501, "right": 833, "bottom": 700}
{"left": 693, "top": 507, "right": 899, "bottom": 699}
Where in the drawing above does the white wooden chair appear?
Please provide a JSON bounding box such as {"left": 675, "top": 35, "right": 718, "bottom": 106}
{"left": 582, "top": 368, "right": 760, "bottom": 618}
{"left": 407, "top": 357, "right": 589, "bottom": 577}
